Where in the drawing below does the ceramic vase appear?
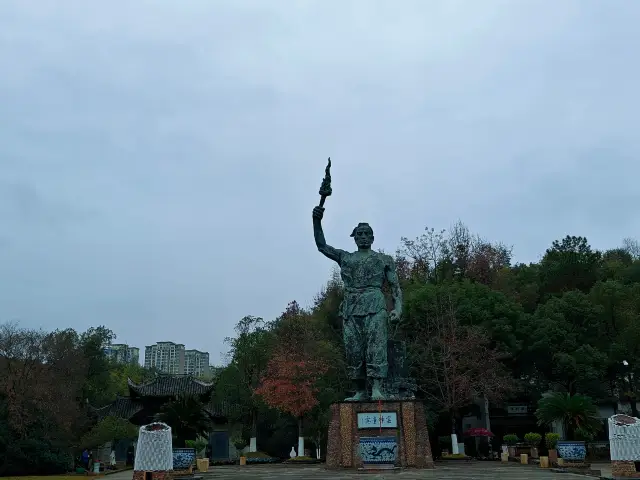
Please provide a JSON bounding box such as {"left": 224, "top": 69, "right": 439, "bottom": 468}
{"left": 556, "top": 441, "right": 586, "bottom": 462}
{"left": 172, "top": 448, "right": 196, "bottom": 470}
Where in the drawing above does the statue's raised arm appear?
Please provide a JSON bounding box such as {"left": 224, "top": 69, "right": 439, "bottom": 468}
{"left": 313, "top": 158, "right": 346, "bottom": 264}
{"left": 313, "top": 206, "right": 345, "bottom": 264}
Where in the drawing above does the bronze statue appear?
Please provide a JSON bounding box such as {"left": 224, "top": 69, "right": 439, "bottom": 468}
{"left": 312, "top": 159, "right": 408, "bottom": 401}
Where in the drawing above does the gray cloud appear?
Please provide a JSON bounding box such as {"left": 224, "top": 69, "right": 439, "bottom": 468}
{"left": 1, "top": 0, "right": 639, "bottom": 362}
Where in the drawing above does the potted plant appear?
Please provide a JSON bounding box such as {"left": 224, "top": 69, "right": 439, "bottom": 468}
{"left": 230, "top": 432, "right": 247, "bottom": 465}
{"left": 192, "top": 438, "right": 208, "bottom": 472}
{"left": 524, "top": 433, "right": 542, "bottom": 459}
{"left": 503, "top": 434, "right": 519, "bottom": 458}
{"left": 545, "top": 433, "right": 560, "bottom": 464}
{"left": 535, "top": 393, "right": 602, "bottom": 463}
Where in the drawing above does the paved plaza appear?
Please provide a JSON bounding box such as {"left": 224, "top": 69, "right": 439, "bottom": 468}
{"left": 201, "top": 463, "right": 601, "bottom": 479}
{"left": 106, "top": 462, "right": 610, "bottom": 480}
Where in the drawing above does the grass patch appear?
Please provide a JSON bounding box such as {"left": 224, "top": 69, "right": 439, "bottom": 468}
{"left": 287, "top": 456, "right": 315, "bottom": 461}
{"left": 243, "top": 451, "right": 272, "bottom": 458}
{"left": 441, "top": 453, "right": 470, "bottom": 460}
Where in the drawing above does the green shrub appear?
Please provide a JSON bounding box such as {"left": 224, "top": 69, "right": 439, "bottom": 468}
{"left": 524, "top": 432, "right": 542, "bottom": 446}
{"left": 535, "top": 393, "right": 602, "bottom": 441}
{"left": 545, "top": 432, "right": 560, "bottom": 449}
{"left": 503, "top": 434, "right": 519, "bottom": 445}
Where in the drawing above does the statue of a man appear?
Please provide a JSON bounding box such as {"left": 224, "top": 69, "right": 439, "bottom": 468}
{"left": 312, "top": 205, "right": 403, "bottom": 401}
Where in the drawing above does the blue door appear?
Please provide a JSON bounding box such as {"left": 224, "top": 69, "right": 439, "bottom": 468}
{"left": 210, "top": 431, "right": 229, "bottom": 460}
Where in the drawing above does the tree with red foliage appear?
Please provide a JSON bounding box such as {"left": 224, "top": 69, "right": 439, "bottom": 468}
{"left": 255, "top": 303, "right": 329, "bottom": 457}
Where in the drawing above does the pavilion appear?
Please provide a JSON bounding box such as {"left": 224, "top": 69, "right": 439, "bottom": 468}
{"left": 91, "top": 375, "right": 236, "bottom": 462}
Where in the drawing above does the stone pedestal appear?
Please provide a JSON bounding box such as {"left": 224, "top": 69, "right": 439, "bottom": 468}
{"left": 612, "top": 460, "right": 640, "bottom": 478}
{"left": 326, "top": 400, "right": 434, "bottom": 470}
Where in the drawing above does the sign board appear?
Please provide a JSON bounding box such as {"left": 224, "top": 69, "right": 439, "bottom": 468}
{"left": 507, "top": 405, "right": 528, "bottom": 415}
{"left": 357, "top": 412, "right": 397, "bottom": 429}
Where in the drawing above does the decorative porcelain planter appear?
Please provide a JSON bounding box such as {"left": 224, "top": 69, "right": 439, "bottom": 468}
{"left": 172, "top": 448, "right": 196, "bottom": 470}
{"left": 556, "top": 441, "right": 586, "bottom": 461}
{"left": 359, "top": 436, "right": 397, "bottom": 467}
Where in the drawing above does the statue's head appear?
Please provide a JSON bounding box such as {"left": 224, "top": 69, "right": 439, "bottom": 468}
{"left": 350, "top": 223, "right": 374, "bottom": 249}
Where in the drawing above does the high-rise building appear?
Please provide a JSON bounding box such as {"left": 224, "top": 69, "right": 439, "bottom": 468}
{"left": 144, "top": 341, "right": 185, "bottom": 374}
{"left": 184, "top": 349, "right": 210, "bottom": 377}
{"left": 104, "top": 344, "right": 140, "bottom": 365}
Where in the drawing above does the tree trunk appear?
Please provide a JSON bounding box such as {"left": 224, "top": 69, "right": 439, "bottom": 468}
{"left": 297, "top": 417, "right": 305, "bottom": 458}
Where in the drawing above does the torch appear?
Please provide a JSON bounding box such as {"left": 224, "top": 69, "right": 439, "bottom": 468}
{"left": 318, "top": 157, "right": 332, "bottom": 207}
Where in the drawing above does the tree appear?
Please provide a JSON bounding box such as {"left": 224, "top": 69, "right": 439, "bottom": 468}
{"left": 255, "top": 355, "right": 328, "bottom": 454}
{"left": 527, "top": 291, "right": 608, "bottom": 396}
{"left": 256, "top": 303, "right": 332, "bottom": 456}
{"left": 399, "top": 222, "right": 511, "bottom": 286}
{"left": 535, "top": 393, "right": 602, "bottom": 441}
{"left": 0, "top": 322, "right": 88, "bottom": 475}
{"left": 405, "top": 295, "right": 514, "bottom": 451}
{"left": 79, "top": 326, "right": 116, "bottom": 407}
{"left": 158, "top": 395, "right": 211, "bottom": 447}
{"left": 220, "top": 315, "right": 272, "bottom": 452}
{"left": 622, "top": 238, "right": 640, "bottom": 260}
{"left": 109, "top": 362, "right": 157, "bottom": 397}
{"left": 80, "top": 416, "right": 138, "bottom": 449}
{"left": 539, "top": 235, "right": 602, "bottom": 297}
{"left": 403, "top": 280, "right": 526, "bottom": 363}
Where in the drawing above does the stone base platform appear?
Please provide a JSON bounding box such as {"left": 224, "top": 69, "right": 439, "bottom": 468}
{"left": 326, "top": 400, "right": 434, "bottom": 470}
{"left": 132, "top": 468, "right": 193, "bottom": 480}
{"left": 612, "top": 460, "right": 640, "bottom": 478}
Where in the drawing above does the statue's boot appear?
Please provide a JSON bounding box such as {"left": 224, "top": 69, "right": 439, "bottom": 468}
{"left": 370, "top": 379, "right": 385, "bottom": 401}
{"left": 344, "top": 379, "right": 368, "bottom": 402}
{"left": 344, "top": 390, "right": 369, "bottom": 402}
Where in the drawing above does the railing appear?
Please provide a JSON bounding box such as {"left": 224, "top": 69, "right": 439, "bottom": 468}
{"left": 586, "top": 441, "right": 610, "bottom": 461}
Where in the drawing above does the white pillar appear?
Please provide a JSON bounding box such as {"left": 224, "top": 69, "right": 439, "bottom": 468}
{"left": 298, "top": 437, "right": 304, "bottom": 458}
{"left": 249, "top": 437, "right": 257, "bottom": 453}
{"left": 484, "top": 395, "right": 491, "bottom": 431}
{"left": 451, "top": 434, "right": 459, "bottom": 454}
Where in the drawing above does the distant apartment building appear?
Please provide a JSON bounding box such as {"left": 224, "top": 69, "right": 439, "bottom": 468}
{"left": 210, "top": 365, "right": 223, "bottom": 380}
{"left": 144, "top": 341, "right": 185, "bottom": 374}
{"left": 104, "top": 343, "right": 140, "bottom": 365}
{"left": 184, "top": 349, "right": 210, "bottom": 377}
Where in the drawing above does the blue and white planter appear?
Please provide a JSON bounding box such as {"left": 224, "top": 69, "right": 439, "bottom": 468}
{"left": 359, "top": 436, "right": 398, "bottom": 467}
{"left": 172, "top": 448, "right": 196, "bottom": 470}
{"left": 556, "top": 441, "right": 586, "bottom": 461}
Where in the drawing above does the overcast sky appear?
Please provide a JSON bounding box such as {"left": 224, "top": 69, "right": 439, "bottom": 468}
{"left": 1, "top": 0, "right": 638, "bottom": 364}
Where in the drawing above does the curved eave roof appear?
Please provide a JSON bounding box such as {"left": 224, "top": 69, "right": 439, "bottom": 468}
{"left": 89, "top": 396, "right": 144, "bottom": 420}
{"left": 127, "top": 375, "right": 215, "bottom": 397}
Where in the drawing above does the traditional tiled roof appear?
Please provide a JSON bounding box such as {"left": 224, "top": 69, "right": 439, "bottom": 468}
{"left": 127, "top": 375, "right": 215, "bottom": 398}
{"left": 90, "top": 396, "right": 144, "bottom": 420}
{"left": 203, "top": 398, "right": 238, "bottom": 419}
